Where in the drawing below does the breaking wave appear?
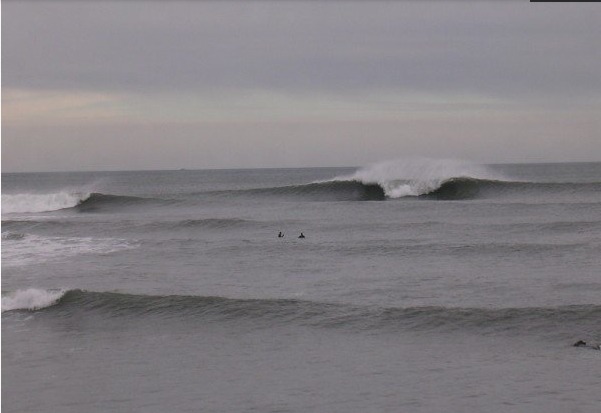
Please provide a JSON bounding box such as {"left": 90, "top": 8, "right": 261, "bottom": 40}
{"left": 1, "top": 191, "right": 175, "bottom": 214}
{"left": 2, "top": 192, "right": 91, "bottom": 213}
{"left": 312, "top": 159, "right": 601, "bottom": 200}
{"left": 2, "top": 288, "right": 67, "bottom": 312}
{"left": 35, "top": 178, "right": 601, "bottom": 207}
{"left": 4, "top": 289, "right": 599, "bottom": 336}
{"left": 224, "top": 176, "right": 601, "bottom": 202}
{"left": 4, "top": 161, "right": 599, "bottom": 209}
{"left": 334, "top": 158, "right": 503, "bottom": 199}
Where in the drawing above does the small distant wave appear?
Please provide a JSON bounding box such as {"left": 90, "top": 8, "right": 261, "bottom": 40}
{"left": 152, "top": 218, "right": 261, "bottom": 230}
{"left": 5, "top": 290, "right": 599, "bottom": 337}
{"left": 1, "top": 288, "right": 66, "bottom": 312}
{"left": 2, "top": 192, "right": 91, "bottom": 213}
{"left": 1, "top": 217, "right": 264, "bottom": 235}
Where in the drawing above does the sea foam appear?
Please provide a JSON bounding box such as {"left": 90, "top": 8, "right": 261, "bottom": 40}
{"left": 1, "top": 288, "right": 66, "bottom": 312}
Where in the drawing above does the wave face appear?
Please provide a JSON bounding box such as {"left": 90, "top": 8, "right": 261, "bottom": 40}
{"left": 2, "top": 192, "right": 91, "bottom": 213}
{"left": 73, "top": 193, "right": 172, "bottom": 212}
{"left": 236, "top": 181, "right": 386, "bottom": 201}
{"left": 5, "top": 289, "right": 599, "bottom": 336}
{"left": 423, "top": 177, "right": 601, "bottom": 200}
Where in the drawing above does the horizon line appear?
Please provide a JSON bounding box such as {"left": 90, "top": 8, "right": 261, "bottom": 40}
{"left": 2, "top": 160, "right": 601, "bottom": 175}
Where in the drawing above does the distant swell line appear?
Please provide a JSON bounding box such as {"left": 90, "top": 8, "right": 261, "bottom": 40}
{"left": 1, "top": 218, "right": 265, "bottom": 234}
{"left": 4, "top": 289, "right": 600, "bottom": 334}
{"left": 6, "top": 179, "right": 598, "bottom": 214}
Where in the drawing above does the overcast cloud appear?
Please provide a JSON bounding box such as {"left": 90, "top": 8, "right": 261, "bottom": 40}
{"left": 2, "top": 1, "right": 600, "bottom": 172}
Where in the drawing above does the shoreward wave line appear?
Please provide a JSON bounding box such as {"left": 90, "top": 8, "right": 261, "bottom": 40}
{"left": 3, "top": 289, "right": 600, "bottom": 337}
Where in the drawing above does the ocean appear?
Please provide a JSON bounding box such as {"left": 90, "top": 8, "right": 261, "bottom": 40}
{"left": 2, "top": 159, "right": 600, "bottom": 413}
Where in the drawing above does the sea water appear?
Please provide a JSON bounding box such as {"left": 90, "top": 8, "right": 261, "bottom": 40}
{"left": 2, "top": 159, "right": 600, "bottom": 412}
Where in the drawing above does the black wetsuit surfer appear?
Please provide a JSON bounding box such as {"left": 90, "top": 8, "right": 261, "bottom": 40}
{"left": 573, "top": 340, "right": 600, "bottom": 350}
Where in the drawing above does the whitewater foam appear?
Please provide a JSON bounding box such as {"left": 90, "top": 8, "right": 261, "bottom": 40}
{"left": 1, "top": 288, "right": 66, "bottom": 312}
{"left": 2, "top": 231, "right": 26, "bottom": 241}
{"left": 2, "top": 233, "right": 137, "bottom": 267}
{"left": 2, "top": 192, "right": 91, "bottom": 214}
{"left": 333, "top": 158, "right": 505, "bottom": 198}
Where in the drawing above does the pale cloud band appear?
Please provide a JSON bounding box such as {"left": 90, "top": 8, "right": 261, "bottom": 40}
{"left": 2, "top": 1, "right": 600, "bottom": 171}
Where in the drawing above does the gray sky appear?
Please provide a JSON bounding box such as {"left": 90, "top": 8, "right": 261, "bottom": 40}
{"left": 2, "top": 1, "right": 600, "bottom": 172}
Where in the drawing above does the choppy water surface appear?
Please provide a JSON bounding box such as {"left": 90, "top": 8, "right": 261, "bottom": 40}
{"left": 3, "top": 160, "right": 601, "bottom": 413}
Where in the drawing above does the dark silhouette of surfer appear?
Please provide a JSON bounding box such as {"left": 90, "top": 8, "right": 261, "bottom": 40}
{"left": 278, "top": 231, "right": 284, "bottom": 238}
{"left": 573, "top": 340, "right": 600, "bottom": 350}
{"left": 298, "top": 232, "right": 305, "bottom": 239}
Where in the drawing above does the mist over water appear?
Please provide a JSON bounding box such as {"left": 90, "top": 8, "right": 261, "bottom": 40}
{"left": 3, "top": 159, "right": 601, "bottom": 413}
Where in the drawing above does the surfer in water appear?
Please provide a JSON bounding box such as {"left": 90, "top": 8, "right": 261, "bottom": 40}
{"left": 573, "top": 340, "right": 600, "bottom": 350}
{"left": 298, "top": 232, "right": 305, "bottom": 239}
{"left": 278, "top": 231, "right": 284, "bottom": 238}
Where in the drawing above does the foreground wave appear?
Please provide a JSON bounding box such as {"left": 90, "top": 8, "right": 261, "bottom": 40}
{"left": 3, "top": 289, "right": 599, "bottom": 335}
